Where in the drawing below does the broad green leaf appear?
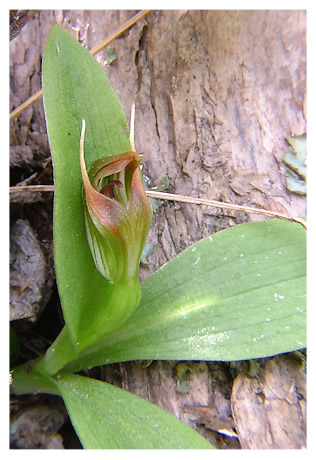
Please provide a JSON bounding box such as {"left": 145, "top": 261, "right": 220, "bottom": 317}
{"left": 55, "top": 373, "right": 214, "bottom": 449}
{"left": 42, "top": 25, "right": 131, "bottom": 346}
{"left": 63, "top": 219, "right": 306, "bottom": 373}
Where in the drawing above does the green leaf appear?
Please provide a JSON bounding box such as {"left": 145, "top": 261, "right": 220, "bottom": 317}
{"left": 63, "top": 219, "right": 306, "bottom": 373}
{"left": 284, "top": 133, "right": 306, "bottom": 195}
{"left": 10, "top": 364, "right": 59, "bottom": 396}
{"left": 284, "top": 134, "right": 307, "bottom": 180}
{"left": 55, "top": 373, "right": 214, "bottom": 449}
{"left": 285, "top": 169, "right": 306, "bottom": 195}
{"left": 42, "top": 25, "right": 131, "bottom": 347}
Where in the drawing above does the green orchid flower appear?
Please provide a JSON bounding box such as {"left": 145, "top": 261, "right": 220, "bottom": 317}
{"left": 74, "top": 120, "right": 153, "bottom": 348}
{"left": 80, "top": 119, "right": 152, "bottom": 282}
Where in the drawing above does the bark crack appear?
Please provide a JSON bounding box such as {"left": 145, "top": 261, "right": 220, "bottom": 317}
{"left": 134, "top": 24, "right": 148, "bottom": 92}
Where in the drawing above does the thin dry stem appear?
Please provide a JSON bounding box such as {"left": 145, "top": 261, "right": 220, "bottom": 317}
{"left": 145, "top": 191, "right": 307, "bottom": 229}
{"left": 9, "top": 185, "right": 306, "bottom": 229}
{"left": 130, "top": 98, "right": 136, "bottom": 152}
{"left": 89, "top": 10, "right": 151, "bottom": 56}
{"left": 10, "top": 185, "right": 55, "bottom": 192}
{"left": 9, "top": 10, "right": 152, "bottom": 121}
{"left": 10, "top": 89, "right": 43, "bottom": 121}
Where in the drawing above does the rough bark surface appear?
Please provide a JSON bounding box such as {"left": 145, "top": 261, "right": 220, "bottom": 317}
{"left": 10, "top": 10, "right": 306, "bottom": 449}
{"left": 231, "top": 354, "right": 306, "bottom": 449}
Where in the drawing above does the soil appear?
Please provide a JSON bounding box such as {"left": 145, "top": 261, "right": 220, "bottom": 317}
{"left": 10, "top": 10, "right": 306, "bottom": 449}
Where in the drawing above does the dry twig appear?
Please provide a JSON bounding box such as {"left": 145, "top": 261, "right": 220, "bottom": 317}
{"left": 9, "top": 185, "right": 306, "bottom": 229}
